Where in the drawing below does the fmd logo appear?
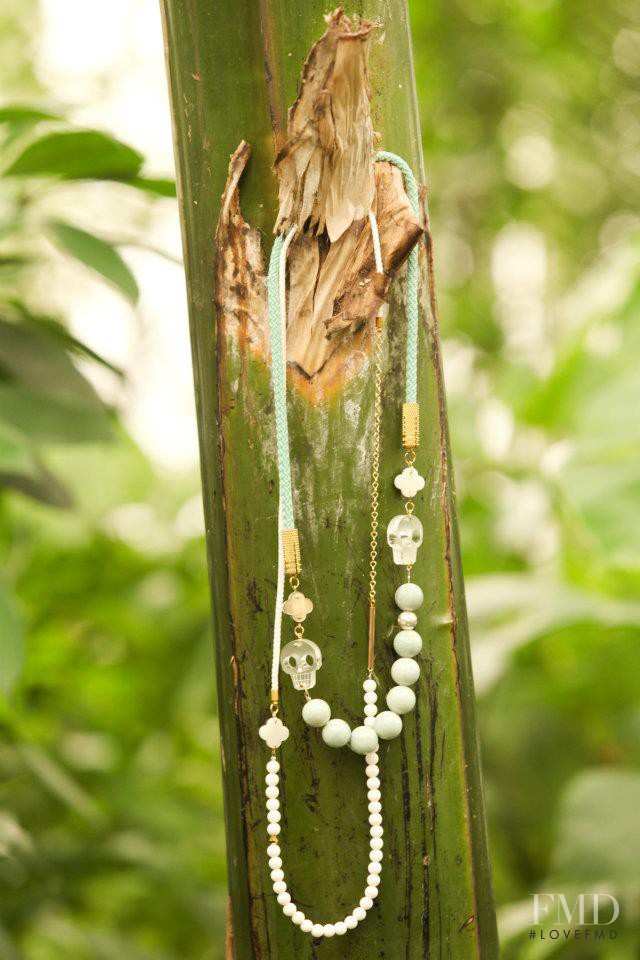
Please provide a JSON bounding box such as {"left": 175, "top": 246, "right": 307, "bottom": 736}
{"left": 531, "top": 893, "right": 619, "bottom": 926}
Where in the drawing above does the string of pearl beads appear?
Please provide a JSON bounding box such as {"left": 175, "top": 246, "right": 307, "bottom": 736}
{"left": 265, "top": 751, "right": 383, "bottom": 937}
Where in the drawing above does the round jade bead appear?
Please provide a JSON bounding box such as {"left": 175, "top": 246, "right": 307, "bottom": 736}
{"left": 321, "top": 718, "right": 351, "bottom": 748}
{"left": 395, "top": 582, "right": 424, "bottom": 611}
{"left": 393, "top": 629, "right": 422, "bottom": 657}
{"left": 391, "top": 657, "right": 421, "bottom": 686}
{"left": 374, "top": 710, "right": 403, "bottom": 740}
{"left": 349, "top": 725, "right": 379, "bottom": 755}
{"left": 302, "top": 698, "right": 331, "bottom": 727}
{"left": 386, "top": 685, "right": 416, "bottom": 715}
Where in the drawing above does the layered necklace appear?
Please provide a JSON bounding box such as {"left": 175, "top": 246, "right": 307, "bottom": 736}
{"left": 259, "top": 152, "right": 424, "bottom": 940}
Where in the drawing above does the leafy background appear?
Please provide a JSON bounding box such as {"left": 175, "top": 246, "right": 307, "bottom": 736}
{"left": 1, "top": 0, "right": 639, "bottom": 957}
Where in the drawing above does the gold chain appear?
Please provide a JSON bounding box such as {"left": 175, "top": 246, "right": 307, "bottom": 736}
{"left": 367, "top": 315, "right": 385, "bottom": 670}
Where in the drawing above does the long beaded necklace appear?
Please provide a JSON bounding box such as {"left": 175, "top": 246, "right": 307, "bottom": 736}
{"left": 259, "top": 152, "right": 425, "bottom": 940}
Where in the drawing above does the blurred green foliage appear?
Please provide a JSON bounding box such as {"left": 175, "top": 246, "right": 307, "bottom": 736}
{"left": 1, "top": 0, "right": 639, "bottom": 958}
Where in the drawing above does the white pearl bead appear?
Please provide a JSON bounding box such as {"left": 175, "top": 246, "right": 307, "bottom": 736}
{"left": 323, "top": 924, "right": 336, "bottom": 937}
{"left": 368, "top": 789, "right": 381, "bottom": 802}
{"left": 265, "top": 785, "right": 279, "bottom": 799}
{"left": 335, "top": 921, "right": 347, "bottom": 935}
{"left": 363, "top": 678, "right": 377, "bottom": 692}
{"left": 369, "top": 861, "right": 382, "bottom": 875}
{"left": 395, "top": 582, "right": 424, "bottom": 611}
{"left": 368, "top": 874, "right": 381, "bottom": 886}
{"left": 367, "top": 776, "right": 380, "bottom": 790}
{"left": 364, "top": 703, "right": 378, "bottom": 717}
{"left": 393, "top": 629, "right": 422, "bottom": 657}
{"left": 266, "top": 798, "right": 279, "bottom": 812}
{"left": 397, "top": 610, "right": 418, "bottom": 629}
{"left": 365, "top": 886, "right": 379, "bottom": 899}
{"left": 365, "top": 752, "right": 379, "bottom": 764}
{"left": 386, "top": 685, "right": 416, "bottom": 715}
{"left": 266, "top": 759, "right": 280, "bottom": 773}
{"left": 302, "top": 698, "right": 331, "bottom": 727}
{"left": 369, "top": 812, "right": 382, "bottom": 826}
{"left": 364, "top": 690, "right": 377, "bottom": 704}
{"left": 374, "top": 710, "right": 403, "bottom": 740}
{"left": 269, "top": 823, "right": 281, "bottom": 835}
{"left": 368, "top": 801, "right": 382, "bottom": 814}
{"left": 268, "top": 856, "right": 282, "bottom": 869}
{"left": 360, "top": 896, "right": 374, "bottom": 911}
{"left": 370, "top": 849, "right": 383, "bottom": 862}
{"left": 370, "top": 837, "right": 383, "bottom": 850}
{"left": 267, "top": 843, "right": 280, "bottom": 857}
{"left": 344, "top": 914, "right": 358, "bottom": 929}
{"left": 353, "top": 906, "right": 366, "bottom": 921}
{"left": 370, "top": 825, "right": 383, "bottom": 838}
{"left": 311, "top": 923, "right": 324, "bottom": 938}
{"left": 365, "top": 764, "right": 379, "bottom": 778}
{"left": 321, "top": 718, "right": 351, "bottom": 748}
{"left": 277, "top": 891, "right": 290, "bottom": 905}
{"left": 391, "top": 657, "right": 421, "bottom": 686}
{"left": 267, "top": 810, "right": 281, "bottom": 823}
{"left": 283, "top": 902, "right": 297, "bottom": 917}
{"left": 292, "top": 911, "right": 305, "bottom": 925}
{"left": 265, "top": 773, "right": 279, "bottom": 786}
{"left": 301, "top": 918, "right": 313, "bottom": 933}
{"left": 273, "top": 881, "right": 287, "bottom": 894}
{"left": 364, "top": 716, "right": 376, "bottom": 728}
{"left": 271, "top": 868, "right": 284, "bottom": 881}
{"left": 349, "top": 725, "right": 379, "bottom": 755}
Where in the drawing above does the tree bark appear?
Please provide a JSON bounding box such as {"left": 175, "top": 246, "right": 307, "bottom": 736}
{"left": 159, "top": 2, "right": 498, "bottom": 958}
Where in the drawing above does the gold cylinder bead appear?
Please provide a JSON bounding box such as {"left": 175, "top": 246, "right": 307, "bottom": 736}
{"left": 402, "top": 403, "right": 420, "bottom": 449}
{"left": 281, "top": 528, "right": 302, "bottom": 576}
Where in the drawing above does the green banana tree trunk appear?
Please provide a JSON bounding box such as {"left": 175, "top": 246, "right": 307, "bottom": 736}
{"left": 159, "top": 2, "right": 498, "bottom": 958}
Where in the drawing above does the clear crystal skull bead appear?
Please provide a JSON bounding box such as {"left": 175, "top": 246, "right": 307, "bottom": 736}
{"left": 387, "top": 514, "right": 423, "bottom": 565}
{"left": 280, "top": 639, "right": 323, "bottom": 691}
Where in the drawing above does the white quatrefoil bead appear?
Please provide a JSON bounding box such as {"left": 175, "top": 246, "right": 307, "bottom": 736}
{"left": 374, "top": 710, "right": 403, "bottom": 740}
{"left": 322, "top": 718, "right": 352, "bottom": 748}
{"left": 386, "top": 685, "right": 416, "bottom": 715}
{"left": 395, "top": 582, "right": 424, "bottom": 611}
{"left": 259, "top": 717, "right": 290, "bottom": 749}
{"left": 302, "top": 698, "right": 331, "bottom": 727}
{"left": 349, "top": 726, "right": 379, "bottom": 755}
{"left": 282, "top": 590, "right": 314, "bottom": 622}
{"left": 394, "top": 466, "right": 425, "bottom": 498}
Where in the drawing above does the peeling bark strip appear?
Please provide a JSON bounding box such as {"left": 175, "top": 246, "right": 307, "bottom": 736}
{"left": 275, "top": 9, "right": 375, "bottom": 242}
{"left": 214, "top": 10, "right": 422, "bottom": 401}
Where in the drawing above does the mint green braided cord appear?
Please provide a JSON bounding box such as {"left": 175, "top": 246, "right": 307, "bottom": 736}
{"left": 375, "top": 151, "right": 420, "bottom": 404}
{"left": 267, "top": 233, "right": 295, "bottom": 530}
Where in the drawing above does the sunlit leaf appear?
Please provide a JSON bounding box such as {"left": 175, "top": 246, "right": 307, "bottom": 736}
{"left": 4, "top": 130, "right": 143, "bottom": 180}
{"left": 0, "top": 383, "right": 112, "bottom": 444}
{"left": 47, "top": 220, "right": 139, "bottom": 303}
{"left": 0, "top": 105, "right": 61, "bottom": 125}
{"left": 129, "top": 175, "right": 177, "bottom": 198}
{"left": 0, "top": 581, "right": 24, "bottom": 695}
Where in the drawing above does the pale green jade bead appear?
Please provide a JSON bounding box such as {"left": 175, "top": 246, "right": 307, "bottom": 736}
{"left": 391, "top": 657, "right": 421, "bottom": 686}
{"left": 302, "top": 698, "right": 331, "bottom": 727}
{"left": 374, "top": 710, "right": 403, "bottom": 740}
{"left": 393, "top": 629, "right": 422, "bottom": 657}
{"left": 386, "top": 685, "right": 416, "bottom": 715}
{"left": 349, "top": 725, "right": 379, "bottom": 755}
{"left": 395, "top": 582, "right": 424, "bottom": 611}
{"left": 322, "top": 718, "right": 352, "bottom": 748}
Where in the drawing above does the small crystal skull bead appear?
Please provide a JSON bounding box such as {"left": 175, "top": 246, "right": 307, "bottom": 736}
{"left": 280, "top": 639, "right": 323, "bottom": 691}
{"left": 387, "top": 514, "right": 423, "bottom": 565}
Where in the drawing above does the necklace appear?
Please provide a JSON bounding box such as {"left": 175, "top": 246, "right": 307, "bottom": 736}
{"left": 259, "top": 152, "right": 424, "bottom": 939}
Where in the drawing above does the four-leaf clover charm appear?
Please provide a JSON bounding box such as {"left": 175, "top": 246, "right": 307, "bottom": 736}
{"left": 259, "top": 716, "right": 290, "bottom": 749}
{"left": 282, "top": 590, "right": 313, "bottom": 622}
{"left": 394, "top": 466, "right": 425, "bottom": 498}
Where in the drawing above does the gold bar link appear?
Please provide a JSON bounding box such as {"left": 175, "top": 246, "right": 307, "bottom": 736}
{"left": 281, "top": 528, "right": 302, "bottom": 576}
{"left": 367, "top": 602, "right": 376, "bottom": 672}
{"left": 402, "top": 402, "right": 420, "bottom": 449}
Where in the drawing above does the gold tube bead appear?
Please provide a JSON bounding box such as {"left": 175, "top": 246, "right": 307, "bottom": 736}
{"left": 281, "top": 528, "right": 302, "bottom": 577}
{"left": 402, "top": 402, "right": 420, "bottom": 449}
